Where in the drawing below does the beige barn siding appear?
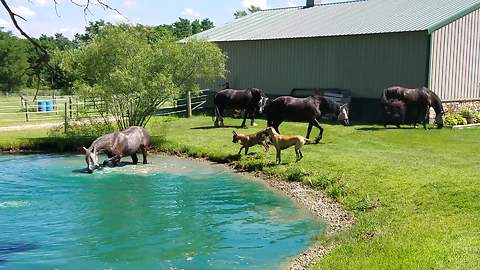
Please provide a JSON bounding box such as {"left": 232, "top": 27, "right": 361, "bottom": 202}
{"left": 430, "top": 9, "right": 480, "bottom": 101}
{"left": 213, "top": 31, "right": 428, "bottom": 99}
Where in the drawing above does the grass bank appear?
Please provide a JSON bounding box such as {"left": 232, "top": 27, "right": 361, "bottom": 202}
{"left": 1, "top": 115, "right": 479, "bottom": 269}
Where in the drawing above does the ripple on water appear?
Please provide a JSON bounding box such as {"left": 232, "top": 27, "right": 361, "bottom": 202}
{"left": 0, "top": 201, "right": 30, "bottom": 209}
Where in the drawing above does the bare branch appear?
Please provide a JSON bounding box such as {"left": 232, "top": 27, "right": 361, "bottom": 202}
{"left": 0, "top": 0, "right": 48, "bottom": 59}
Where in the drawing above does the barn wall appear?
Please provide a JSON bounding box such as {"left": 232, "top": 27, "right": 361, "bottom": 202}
{"left": 430, "top": 8, "right": 480, "bottom": 101}
{"left": 214, "top": 31, "right": 429, "bottom": 99}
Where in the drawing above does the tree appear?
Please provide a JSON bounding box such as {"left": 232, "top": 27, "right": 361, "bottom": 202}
{"left": 60, "top": 25, "right": 226, "bottom": 129}
{"left": 200, "top": 19, "right": 215, "bottom": 31}
{"left": 234, "top": 5, "right": 262, "bottom": 19}
{"left": 191, "top": 19, "right": 202, "bottom": 35}
{"left": 173, "top": 18, "right": 192, "bottom": 39}
{"left": 234, "top": 10, "right": 248, "bottom": 19}
{"left": 0, "top": 30, "right": 29, "bottom": 92}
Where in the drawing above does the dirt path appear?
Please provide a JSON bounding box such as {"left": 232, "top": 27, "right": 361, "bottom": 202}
{"left": 0, "top": 122, "right": 62, "bottom": 132}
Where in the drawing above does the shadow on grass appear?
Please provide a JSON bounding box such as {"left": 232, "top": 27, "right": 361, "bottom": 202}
{"left": 191, "top": 125, "right": 241, "bottom": 130}
{"left": 356, "top": 126, "right": 417, "bottom": 131}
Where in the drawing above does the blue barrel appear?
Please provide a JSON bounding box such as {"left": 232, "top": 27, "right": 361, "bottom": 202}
{"left": 45, "top": 100, "right": 53, "bottom": 112}
{"left": 37, "top": 100, "right": 46, "bottom": 112}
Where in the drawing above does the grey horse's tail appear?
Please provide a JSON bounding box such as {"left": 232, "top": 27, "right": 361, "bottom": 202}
{"left": 212, "top": 105, "right": 221, "bottom": 124}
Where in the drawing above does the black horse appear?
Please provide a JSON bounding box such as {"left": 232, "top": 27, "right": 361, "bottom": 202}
{"left": 381, "top": 86, "right": 444, "bottom": 129}
{"left": 264, "top": 96, "right": 350, "bottom": 143}
{"left": 214, "top": 88, "right": 268, "bottom": 128}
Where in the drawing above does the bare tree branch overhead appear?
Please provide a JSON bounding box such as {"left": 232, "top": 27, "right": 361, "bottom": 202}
{"left": 0, "top": 0, "right": 123, "bottom": 100}
{"left": 0, "top": 0, "right": 124, "bottom": 52}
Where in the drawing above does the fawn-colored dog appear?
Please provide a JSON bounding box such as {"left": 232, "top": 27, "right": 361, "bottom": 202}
{"left": 264, "top": 127, "right": 310, "bottom": 164}
{"left": 232, "top": 130, "right": 269, "bottom": 155}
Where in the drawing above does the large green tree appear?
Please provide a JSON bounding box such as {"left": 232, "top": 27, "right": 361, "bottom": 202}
{"left": 0, "top": 29, "right": 29, "bottom": 92}
{"left": 234, "top": 5, "right": 262, "bottom": 19}
{"left": 60, "top": 24, "right": 226, "bottom": 129}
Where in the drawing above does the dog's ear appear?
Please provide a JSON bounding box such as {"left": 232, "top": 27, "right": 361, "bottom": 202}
{"left": 232, "top": 130, "right": 237, "bottom": 135}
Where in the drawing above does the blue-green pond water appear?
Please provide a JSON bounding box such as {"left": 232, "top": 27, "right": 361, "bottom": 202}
{"left": 0, "top": 155, "right": 324, "bottom": 270}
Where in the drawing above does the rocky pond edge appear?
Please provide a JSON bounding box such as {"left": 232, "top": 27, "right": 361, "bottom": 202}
{"left": 167, "top": 153, "right": 355, "bottom": 270}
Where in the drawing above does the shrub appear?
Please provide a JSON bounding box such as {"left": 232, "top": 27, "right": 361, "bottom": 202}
{"left": 459, "top": 107, "right": 475, "bottom": 118}
{"left": 475, "top": 113, "right": 480, "bottom": 124}
{"left": 444, "top": 113, "right": 467, "bottom": 126}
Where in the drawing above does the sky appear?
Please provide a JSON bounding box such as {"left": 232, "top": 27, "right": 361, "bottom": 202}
{"left": 0, "top": 0, "right": 341, "bottom": 38}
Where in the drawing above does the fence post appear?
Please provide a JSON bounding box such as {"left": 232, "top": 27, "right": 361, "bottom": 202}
{"left": 53, "top": 92, "right": 57, "bottom": 115}
{"left": 68, "top": 96, "right": 73, "bottom": 119}
{"left": 186, "top": 91, "right": 192, "bottom": 118}
{"left": 64, "top": 102, "right": 68, "bottom": 134}
{"left": 25, "top": 101, "right": 29, "bottom": 122}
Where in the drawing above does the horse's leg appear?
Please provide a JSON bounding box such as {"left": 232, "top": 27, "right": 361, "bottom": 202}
{"left": 273, "top": 121, "right": 282, "bottom": 134}
{"left": 306, "top": 122, "right": 313, "bottom": 139}
{"left": 250, "top": 110, "right": 257, "bottom": 127}
{"left": 312, "top": 118, "right": 324, "bottom": 143}
{"left": 245, "top": 147, "right": 249, "bottom": 155}
{"left": 238, "top": 146, "right": 244, "bottom": 155}
{"left": 141, "top": 145, "right": 148, "bottom": 164}
{"left": 276, "top": 149, "right": 281, "bottom": 164}
{"left": 131, "top": 154, "right": 138, "bottom": 165}
{"left": 219, "top": 106, "right": 225, "bottom": 127}
{"left": 240, "top": 110, "right": 247, "bottom": 128}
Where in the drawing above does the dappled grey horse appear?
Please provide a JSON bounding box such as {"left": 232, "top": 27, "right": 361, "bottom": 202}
{"left": 83, "top": 126, "right": 150, "bottom": 174}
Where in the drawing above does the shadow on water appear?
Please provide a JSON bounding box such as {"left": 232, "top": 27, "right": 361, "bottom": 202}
{"left": 190, "top": 125, "right": 241, "bottom": 130}
{"left": 71, "top": 161, "right": 135, "bottom": 174}
{"left": 0, "top": 242, "right": 37, "bottom": 265}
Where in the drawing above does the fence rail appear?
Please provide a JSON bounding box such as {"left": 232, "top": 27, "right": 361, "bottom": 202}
{"left": 0, "top": 89, "right": 215, "bottom": 129}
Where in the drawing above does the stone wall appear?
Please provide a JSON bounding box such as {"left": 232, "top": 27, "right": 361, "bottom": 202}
{"left": 428, "top": 100, "right": 480, "bottom": 121}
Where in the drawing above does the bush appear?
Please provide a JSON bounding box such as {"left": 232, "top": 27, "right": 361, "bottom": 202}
{"left": 459, "top": 107, "right": 475, "bottom": 118}
{"left": 444, "top": 113, "right": 467, "bottom": 126}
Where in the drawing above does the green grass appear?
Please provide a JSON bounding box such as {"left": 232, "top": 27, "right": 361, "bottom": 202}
{"left": 1, "top": 115, "right": 479, "bottom": 269}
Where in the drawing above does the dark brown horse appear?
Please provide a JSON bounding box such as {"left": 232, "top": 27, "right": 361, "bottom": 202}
{"left": 214, "top": 88, "right": 268, "bottom": 128}
{"left": 264, "top": 96, "right": 349, "bottom": 143}
{"left": 381, "top": 86, "right": 444, "bottom": 129}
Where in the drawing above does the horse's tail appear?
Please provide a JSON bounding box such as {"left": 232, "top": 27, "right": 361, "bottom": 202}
{"left": 380, "top": 88, "right": 389, "bottom": 105}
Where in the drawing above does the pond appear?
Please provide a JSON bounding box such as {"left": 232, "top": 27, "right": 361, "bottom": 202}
{"left": 0, "top": 155, "right": 324, "bottom": 270}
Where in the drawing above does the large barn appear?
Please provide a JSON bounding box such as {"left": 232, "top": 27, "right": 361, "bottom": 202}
{"left": 193, "top": 0, "right": 480, "bottom": 121}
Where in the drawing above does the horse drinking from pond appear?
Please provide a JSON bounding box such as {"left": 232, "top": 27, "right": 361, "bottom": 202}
{"left": 264, "top": 96, "right": 349, "bottom": 143}
{"left": 214, "top": 88, "right": 268, "bottom": 128}
{"left": 381, "top": 86, "right": 444, "bottom": 129}
{"left": 83, "top": 126, "right": 150, "bottom": 174}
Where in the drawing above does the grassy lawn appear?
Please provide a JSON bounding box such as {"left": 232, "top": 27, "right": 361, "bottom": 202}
{"left": 1, "top": 115, "right": 479, "bottom": 269}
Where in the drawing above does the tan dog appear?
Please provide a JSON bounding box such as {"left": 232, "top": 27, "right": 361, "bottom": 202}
{"left": 264, "top": 127, "right": 310, "bottom": 164}
{"left": 232, "top": 130, "right": 269, "bottom": 155}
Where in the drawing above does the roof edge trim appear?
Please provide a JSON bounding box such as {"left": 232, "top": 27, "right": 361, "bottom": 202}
{"left": 428, "top": 2, "right": 480, "bottom": 33}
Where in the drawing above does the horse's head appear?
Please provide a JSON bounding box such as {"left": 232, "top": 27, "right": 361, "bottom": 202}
{"left": 258, "top": 96, "right": 269, "bottom": 114}
{"left": 83, "top": 146, "right": 99, "bottom": 174}
{"left": 435, "top": 112, "right": 445, "bottom": 129}
{"left": 337, "top": 104, "right": 350, "bottom": 126}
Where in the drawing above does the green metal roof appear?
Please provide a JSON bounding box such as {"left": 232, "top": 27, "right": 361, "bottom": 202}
{"left": 191, "top": 0, "right": 480, "bottom": 42}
